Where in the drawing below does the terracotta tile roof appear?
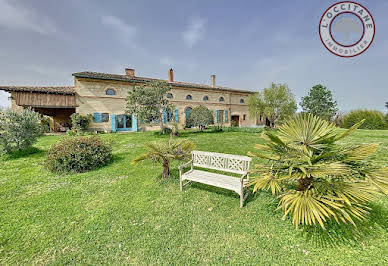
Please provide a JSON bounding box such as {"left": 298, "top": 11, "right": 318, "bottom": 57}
{"left": 72, "top": 71, "right": 255, "bottom": 94}
{"left": 0, "top": 86, "right": 75, "bottom": 95}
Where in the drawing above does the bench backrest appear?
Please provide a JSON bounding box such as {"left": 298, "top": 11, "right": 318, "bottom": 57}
{"left": 192, "top": 150, "right": 251, "bottom": 175}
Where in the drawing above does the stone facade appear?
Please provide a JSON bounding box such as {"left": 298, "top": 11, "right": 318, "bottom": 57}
{"left": 74, "top": 69, "right": 259, "bottom": 132}
{"left": 1, "top": 68, "right": 262, "bottom": 132}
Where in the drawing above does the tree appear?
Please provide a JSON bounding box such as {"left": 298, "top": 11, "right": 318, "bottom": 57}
{"left": 70, "top": 113, "right": 91, "bottom": 132}
{"left": 249, "top": 113, "right": 388, "bottom": 229}
{"left": 0, "top": 108, "right": 43, "bottom": 153}
{"left": 248, "top": 83, "right": 297, "bottom": 128}
{"left": 300, "top": 84, "right": 338, "bottom": 121}
{"left": 126, "top": 81, "right": 174, "bottom": 134}
{"left": 132, "top": 136, "right": 194, "bottom": 178}
{"left": 186, "top": 105, "right": 214, "bottom": 131}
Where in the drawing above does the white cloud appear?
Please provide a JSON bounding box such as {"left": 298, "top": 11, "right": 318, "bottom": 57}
{"left": 182, "top": 17, "right": 207, "bottom": 48}
{"left": 101, "top": 15, "right": 136, "bottom": 38}
{"left": 0, "top": 0, "right": 57, "bottom": 35}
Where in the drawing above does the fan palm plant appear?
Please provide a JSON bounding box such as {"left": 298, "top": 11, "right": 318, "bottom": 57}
{"left": 133, "top": 135, "right": 194, "bottom": 178}
{"left": 249, "top": 113, "right": 388, "bottom": 229}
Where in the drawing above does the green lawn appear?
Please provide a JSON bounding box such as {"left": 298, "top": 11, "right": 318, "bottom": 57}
{"left": 1, "top": 129, "right": 388, "bottom": 265}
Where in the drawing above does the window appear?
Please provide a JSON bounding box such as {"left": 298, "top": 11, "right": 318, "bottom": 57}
{"left": 203, "top": 95, "right": 209, "bottom": 101}
{"left": 243, "top": 114, "right": 246, "bottom": 121}
{"left": 106, "top": 88, "right": 116, "bottom": 95}
{"left": 101, "top": 113, "right": 109, "bottom": 122}
{"left": 186, "top": 95, "right": 192, "bottom": 100}
{"left": 240, "top": 99, "right": 245, "bottom": 104}
{"left": 167, "top": 93, "right": 173, "bottom": 99}
{"left": 219, "top": 97, "right": 224, "bottom": 102}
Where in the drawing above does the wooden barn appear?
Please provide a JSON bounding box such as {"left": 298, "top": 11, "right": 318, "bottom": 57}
{"left": 0, "top": 86, "right": 76, "bottom": 132}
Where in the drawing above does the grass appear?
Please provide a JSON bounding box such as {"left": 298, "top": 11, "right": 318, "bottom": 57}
{"left": 0, "top": 129, "right": 387, "bottom": 265}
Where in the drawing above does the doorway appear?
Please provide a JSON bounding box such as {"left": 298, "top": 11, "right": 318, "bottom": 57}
{"left": 116, "top": 114, "right": 133, "bottom": 131}
{"left": 231, "top": 115, "right": 240, "bottom": 127}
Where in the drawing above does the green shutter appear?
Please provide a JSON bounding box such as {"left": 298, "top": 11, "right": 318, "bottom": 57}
{"left": 224, "top": 110, "right": 228, "bottom": 123}
{"left": 216, "top": 110, "right": 220, "bottom": 123}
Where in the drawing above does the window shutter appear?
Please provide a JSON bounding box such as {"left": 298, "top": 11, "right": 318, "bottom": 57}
{"left": 174, "top": 109, "right": 179, "bottom": 122}
{"left": 216, "top": 110, "right": 220, "bottom": 123}
{"left": 132, "top": 115, "right": 138, "bottom": 132}
{"left": 163, "top": 109, "right": 167, "bottom": 123}
{"left": 93, "top": 112, "right": 102, "bottom": 123}
{"left": 224, "top": 110, "right": 228, "bottom": 123}
{"left": 111, "top": 114, "right": 116, "bottom": 132}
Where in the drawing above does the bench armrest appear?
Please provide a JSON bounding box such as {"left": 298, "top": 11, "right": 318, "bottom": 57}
{"left": 240, "top": 172, "right": 249, "bottom": 182}
{"left": 179, "top": 160, "right": 193, "bottom": 170}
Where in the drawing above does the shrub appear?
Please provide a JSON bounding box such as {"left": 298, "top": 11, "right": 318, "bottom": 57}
{"left": 186, "top": 105, "right": 214, "bottom": 131}
{"left": 0, "top": 108, "right": 43, "bottom": 153}
{"left": 45, "top": 136, "right": 112, "bottom": 173}
{"left": 40, "top": 115, "right": 51, "bottom": 133}
{"left": 249, "top": 114, "right": 388, "bottom": 229}
{"left": 70, "top": 113, "right": 91, "bottom": 132}
{"left": 343, "top": 110, "right": 387, "bottom": 130}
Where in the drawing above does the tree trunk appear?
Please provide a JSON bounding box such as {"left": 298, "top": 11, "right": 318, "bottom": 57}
{"left": 297, "top": 177, "right": 313, "bottom": 191}
{"left": 162, "top": 159, "right": 170, "bottom": 178}
{"left": 159, "top": 113, "right": 165, "bottom": 134}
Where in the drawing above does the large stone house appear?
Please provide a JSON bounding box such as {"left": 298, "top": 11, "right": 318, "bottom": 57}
{"left": 0, "top": 68, "right": 261, "bottom": 132}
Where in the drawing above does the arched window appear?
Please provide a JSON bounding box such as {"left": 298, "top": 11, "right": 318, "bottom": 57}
{"left": 219, "top": 97, "right": 224, "bottom": 102}
{"left": 186, "top": 95, "right": 192, "bottom": 100}
{"left": 240, "top": 99, "right": 245, "bottom": 104}
{"left": 185, "top": 107, "right": 192, "bottom": 119}
{"left": 203, "top": 96, "right": 209, "bottom": 101}
{"left": 106, "top": 88, "right": 116, "bottom": 96}
{"left": 167, "top": 93, "right": 173, "bottom": 99}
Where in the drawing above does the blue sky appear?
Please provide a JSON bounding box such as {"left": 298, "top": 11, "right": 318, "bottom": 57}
{"left": 0, "top": 0, "right": 387, "bottom": 111}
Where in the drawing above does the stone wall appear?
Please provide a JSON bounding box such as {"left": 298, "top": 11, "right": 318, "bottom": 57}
{"left": 75, "top": 77, "right": 258, "bottom": 131}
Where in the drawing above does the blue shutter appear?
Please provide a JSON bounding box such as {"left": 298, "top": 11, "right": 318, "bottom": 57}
{"left": 163, "top": 109, "right": 167, "bottom": 123}
{"left": 224, "top": 110, "right": 228, "bottom": 123}
{"left": 216, "top": 110, "right": 220, "bottom": 123}
{"left": 111, "top": 114, "right": 116, "bottom": 132}
{"left": 174, "top": 109, "right": 179, "bottom": 122}
{"left": 132, "top": 115, "right": 138, "bottom": 132}
{"left": 93, "top": 112, "right": 102, "bottom": 123}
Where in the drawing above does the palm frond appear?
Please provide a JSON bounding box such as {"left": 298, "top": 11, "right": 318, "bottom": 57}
{"left": 342, "top": 143, "right": 379, "bottom": 161}
{"left": 334, "top": 119, "right": 365, "bottom": 141}
{"left": 248, "top": 173, "right": 284, "bottom": 195}
{"left": 366, "top": 168, "right": 388, "bottom": 195}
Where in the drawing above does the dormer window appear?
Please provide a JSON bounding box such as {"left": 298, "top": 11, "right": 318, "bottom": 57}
{"left": 186, "top": 95, "right": 192, "bottom": 100}
{"left": 106, "top": 88, "right": 116, "bottom": 96}
{"left": 219, "top": 97, "right": 224, "bottom": 102}
{"left": 240, "top": 99, "right": 245, "bottom": 104}
{"left": 203, "top": 96, "right": 209, "bottom": 101}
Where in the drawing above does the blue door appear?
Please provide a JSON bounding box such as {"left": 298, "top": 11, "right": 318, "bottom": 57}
{"left": 116, "top": 114, "right": 133, "bottom": 131}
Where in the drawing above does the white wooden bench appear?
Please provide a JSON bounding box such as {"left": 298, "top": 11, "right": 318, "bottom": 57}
{"left": 179, "top": 150, "right": 252, "bottom": 207}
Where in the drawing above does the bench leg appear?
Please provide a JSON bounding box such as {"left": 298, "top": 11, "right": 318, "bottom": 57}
{"left": 180, "top": 177, "right": 183, "bottom": 191}
{"left": 240, "top": 185, "right": 244, "bottom": 208}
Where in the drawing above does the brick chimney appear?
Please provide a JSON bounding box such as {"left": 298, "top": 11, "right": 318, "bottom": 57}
{"left": 211, "top": 74, "right": 216, "bottom": 87}
{"left": 125, "top": 68, "right": 135, "bottom": 77}
{"left": 168, "top": 68, "right": 174, "bottom": 82}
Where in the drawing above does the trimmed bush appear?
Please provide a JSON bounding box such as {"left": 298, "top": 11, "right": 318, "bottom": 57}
{"left": 0, "top": 108, "right": 43, "bottom": 153}
{"left": 186, "top": 105, "right": 214, "bottom": 131}
{"left": 70, "top": 113, "right": 91, "bottom": 132}
{"left": 343, "top": 110, "right": 387, "bottom": 130}
{"left": 45, "top": 136, "right": 112, "bottom": 173}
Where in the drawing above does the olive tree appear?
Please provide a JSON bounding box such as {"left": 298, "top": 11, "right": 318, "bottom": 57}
{"left": 186, "top": 105, "right": 214, "bottom": 131}
{"left": 0, "top": 108, "right": 43, "bottom": 153}
{"left": 126, "top": 81, "right": 174, "bottom": 134}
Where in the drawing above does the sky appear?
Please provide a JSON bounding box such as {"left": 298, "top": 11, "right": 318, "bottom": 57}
{"left": 0, "top": 0, "right": 387, "bottom": 112}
